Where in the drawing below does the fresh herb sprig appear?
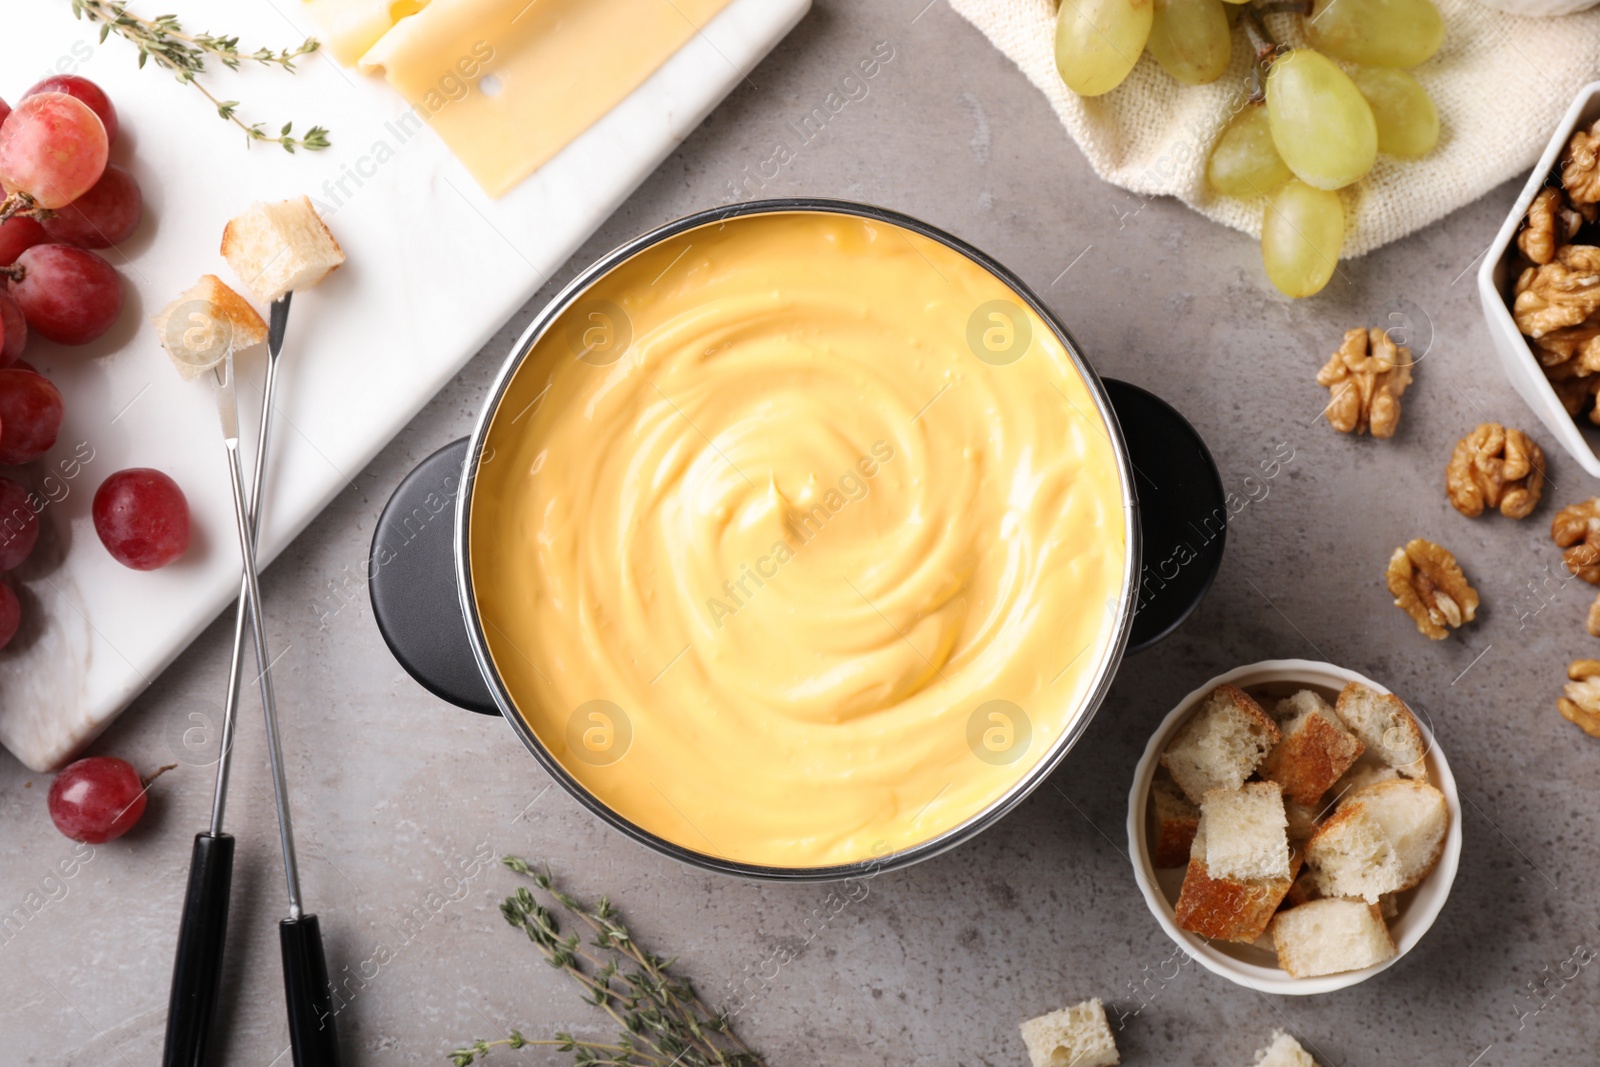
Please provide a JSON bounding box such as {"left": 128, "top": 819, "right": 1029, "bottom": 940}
{"left": 68, "top": 0, "right": 330, "bottom": 151}
{"left": 449, "top": 857, "right": 766, "bottom": 1067}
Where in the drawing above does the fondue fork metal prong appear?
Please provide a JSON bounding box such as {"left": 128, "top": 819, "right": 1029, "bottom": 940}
{"left": 214, "top": 349, "right": 343, "bottom": 1066}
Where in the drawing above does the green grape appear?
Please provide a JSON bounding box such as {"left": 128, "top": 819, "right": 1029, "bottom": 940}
{"left": 1055, "top": 0, "right": 1154, "bottom": 97}
{"left": 1147, "top": 0, "right": 1231, "bottom": 85}
{"left": 1207, "top": 107, "right": 1292, "bottom": 198}
{"left": 1265, "top": 50, "right": 1378, "bottom": 190}
{"left": 1350, "top": 66, "right": 1439, "bottom": 158}
{"left": 1307, "top": 0, "right": 1444, "bottom": 68}
{"left": 1261, "top": 180, "right": 1344, "bottom": 298}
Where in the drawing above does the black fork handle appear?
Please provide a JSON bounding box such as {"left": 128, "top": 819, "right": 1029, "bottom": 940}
{"left": 280, "top": 913, "right": 341, "bottom": 1066}
{"left": 162, "top": 832, "right": 235, "bottom": 1067}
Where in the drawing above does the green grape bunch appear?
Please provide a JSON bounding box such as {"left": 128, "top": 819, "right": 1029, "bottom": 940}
{"left": 1053, "top": 0, "right": 1444, "bottom": 298}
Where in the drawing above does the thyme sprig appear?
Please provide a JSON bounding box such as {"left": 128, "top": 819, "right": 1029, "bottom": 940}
{"left": 68, "top": 0, "right": 330, "bottom": 151}
{"left": 449, "top": 857, "right": 765, "bottom": 1067}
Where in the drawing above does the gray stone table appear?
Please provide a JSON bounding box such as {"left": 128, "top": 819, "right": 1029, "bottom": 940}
{"left": 2, "top": 2, "right": 1593, "bottom": 1064}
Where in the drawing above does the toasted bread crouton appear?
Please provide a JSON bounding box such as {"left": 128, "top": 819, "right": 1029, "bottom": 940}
{"left": 1329, "top": 760, "right": 1400, "bottom": 804}
{"left": 221, "top": 195, "right": 345, "bottom": 305}
{"left": 1333, "top": 683, "right": 1427, "bottom": 778}
{"left": 1261, "top": 690, "right": 1364, "bottom": 805}
{"left": 1341, "top": 778, "right": 1449, "bottom": 891}
{"left": 1270, "top": 898, "right": 1395, "bottom": 978}
{"left": 1019, "top": 999, "right": 1119, "bottom": 1067}
{"left": 1161, "top": 684, "right": 1280, "bottom": 803}
{"left": 1284, "top": 868, "right": 1321, "bottom": 908}
{"left": 1269, "top": 688, "right": 1328, "bottom": 723}
{"left": 1306, "top": 802, "right": 1404, "bottom": 903}
{"left": 1173, "top": 836, "right": 1300, "bottom": 944}
{"left": 1201, "top": 782, "right": 1289, "bottom": 881}
{"left": 1284, "top": 800, "right": 1321, "bottom": 846}
{"left": 150, "top": 274, "right": 268, "bottom": 380}
{"left": 1150, "top": 777, "right": 1200, "bottom": 868}
{"left": 1380, "top": 893, "right": 1399, "bottom": 920}
{"left": 1253, "top": 1030, "right": 1316, "bottom": 1067}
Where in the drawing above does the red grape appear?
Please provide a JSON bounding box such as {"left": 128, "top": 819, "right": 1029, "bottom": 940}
{"left": 94, "top": 469, "right": 190, "bottom": 570}
{"left": 0, "top": 93, "right": 107, "bottom": 209}
{"left": 0, "top": 580, "right": 18, "bottom": 649}
{"left": 6, "top": 244, "right": 122, "bottom": 344}
{"left": 0, "top": 475, "right": 39, "bottom": 570}
{"left": 0, "top": 98, "right": 10, "bottom": 128}
{"left": 0, "top": 367, "right": 63, "bottom": 464}
{"left": 41, "top": 163, "right": 140, "bottom": 248}
{"left": 24, "top": 76, "right": 117, "bottom": 145}
{"left": 0, "top": 216, "right": 44, "bottom": 264}
{"left": 48, "top": 756, "right": 148, "bottom": 842}
{"left": 0, "top": 288, "right": 24, "bottom": 366}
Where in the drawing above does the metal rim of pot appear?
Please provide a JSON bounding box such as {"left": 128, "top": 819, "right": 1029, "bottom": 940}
{"left": 451, "top": 197, "right": 1141, "bottom": 882}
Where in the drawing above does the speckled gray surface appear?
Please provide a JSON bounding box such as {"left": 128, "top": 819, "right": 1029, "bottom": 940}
{"left": 2, "top": 3, "right": 1595, "bottom": 1065}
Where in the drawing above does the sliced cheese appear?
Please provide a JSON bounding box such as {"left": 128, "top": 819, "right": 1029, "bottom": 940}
{"left": 351, "top": 0, "right": 736, "bottom": 197}
{"left": 301, "top": 0, "right": 428, "bottom": 66}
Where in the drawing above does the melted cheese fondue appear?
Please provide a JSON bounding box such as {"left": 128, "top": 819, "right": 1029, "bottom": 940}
{"left": 470, "top": 210, "right": 1129, "bottom": 868}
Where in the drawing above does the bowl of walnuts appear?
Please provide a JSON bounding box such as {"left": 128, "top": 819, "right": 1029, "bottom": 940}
{"left": 1479, "top": 80, "right": 1600, "bottom": 477}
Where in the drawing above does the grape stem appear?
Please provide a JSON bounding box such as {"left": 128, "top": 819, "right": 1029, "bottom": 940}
{"left": 0, "top": 193, "right": 53, "bottom": 225}
{"left": 1238, "top": 2, "right": 1306, "bottom": 104}
{"left": 67, "top": 0, "right": 331, "bottom": 153}
{"left": 142, "top": 763, "right": 178, "bottom": 789}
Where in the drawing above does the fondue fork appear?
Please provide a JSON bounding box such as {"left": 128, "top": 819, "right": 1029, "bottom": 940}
{"left": 164, "top": 294, "right": 292, "bottom": 1067}
{"left": 163, "top": 297, "right": 340, "bottom": 1067}
{"left": 212, "top": 347, "right": 342, "bottom": 1067}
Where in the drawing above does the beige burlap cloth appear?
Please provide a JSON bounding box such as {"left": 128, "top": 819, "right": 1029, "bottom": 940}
{"left": 948, "top": 0, "right": 1600, "bottom": 256}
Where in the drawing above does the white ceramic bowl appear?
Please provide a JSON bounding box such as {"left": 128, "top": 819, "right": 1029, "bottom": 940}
{"left": 1126, "top": 659, "right": 1462, "bottom": 995}
{"left": 1478, "top": 80, "right": 1600, "bottom": 478}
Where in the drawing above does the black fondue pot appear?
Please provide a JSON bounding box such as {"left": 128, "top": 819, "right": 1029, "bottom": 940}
{"left": 367, "top": 199, "right": 1226, "bottom": 881}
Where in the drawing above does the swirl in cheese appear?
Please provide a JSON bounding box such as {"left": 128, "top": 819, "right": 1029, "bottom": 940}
{"left": 469, "top": 211, "right": 1130, "bottom": 868}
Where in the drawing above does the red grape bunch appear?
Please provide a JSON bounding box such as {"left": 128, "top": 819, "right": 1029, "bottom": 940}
{"left": 0, "top": 74, "right": 139, "bottom": 355}
{"left": 0, "top": 75, "right": 189, "bottom": 653}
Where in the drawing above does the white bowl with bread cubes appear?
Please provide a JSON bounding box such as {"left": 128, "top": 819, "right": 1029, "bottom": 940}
{"left": 1127, "top": 660, "right": 1461, "bottom": 995}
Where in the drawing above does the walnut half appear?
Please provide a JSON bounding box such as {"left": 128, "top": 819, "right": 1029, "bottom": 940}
{"left": 1316, "top": 328, "right": 1413, "bottom": 438}
{"left": 1551, "top": 498, "right": 1600, "bottom": 583}
{"left": 1518, "top": 187, "right": 1585, "bottom": 266}
{"left": 1512, "top": 246, "right": 1600, "bottom": 339}
{"left": 1558, "top": 659, "right": 1600, "bottom": 738}
{"left": 1562, "top": 121, "right": 1600, "bottom": 206}
{"left": 1385, "top": 539, "right": 1479, "bottom": 640}
{"left": 1446, "top": 423, "right": 1545, "bottom": 519}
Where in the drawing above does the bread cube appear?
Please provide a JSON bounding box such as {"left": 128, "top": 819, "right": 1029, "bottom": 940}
{"left": 1150, "top": 777, "right": 1199, "bottom": 868}
{"left": 1261, "top": 690, "right": 1364, "bottom": 805}
{"left": 1018, "top": 999, "right": 1119, "bottom": 1067}
{"left": 1269, "top": 688, "right": 1327, "bottom": 723}
{"left": 1160, "top": 684, "right": 1280, "bottom": 803}
{"left": 1173, "top": 849, "right": 1299, "bottom": 944}
{"left": 1342, "top": 778, "right": 1449, "bottom": 891}
{"left": 1333, "top": 683, "right": 1427, "bottom": 778}
{"left": 1200, "top": 782, "right": 1289, "bottom": 881}
{"left": 1329, "top": 760, "right": 1399, "bottom": 803}
{"left": 1305, "top": 802, "right": 1403, "bottom": 903}
{"left": 1283, "top": 800, "right": 1321, "bottom": 845}
{"left": 1252, "top": 1029, "right": 1316, "bottom": 1067}
{"left": 1284, "top": 868, "right": 1321, "bottom": 908}
{"left": 150, "top": 274, "right": 268, "bottom": 380}
{"left": 1270, "top": 898, "right": 1395, "bottom": 979}
{"left": 221, "top": 195, "right": 345, "bottom": 305}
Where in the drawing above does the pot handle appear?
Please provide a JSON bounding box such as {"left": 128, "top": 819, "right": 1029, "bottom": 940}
{"left": 1102, "top": 378, "right": 1226, "bottom": 654}
{"left": 368, "top": 437, "right": 500, "bottom": 715}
